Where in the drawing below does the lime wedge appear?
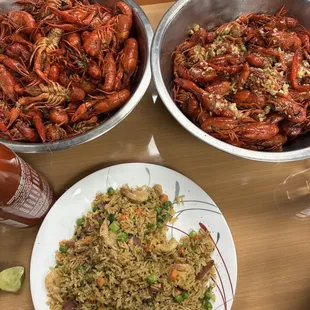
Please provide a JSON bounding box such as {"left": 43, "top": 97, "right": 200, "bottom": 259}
{"left": 0, "top": 266, "right": 25, "bottom": 293}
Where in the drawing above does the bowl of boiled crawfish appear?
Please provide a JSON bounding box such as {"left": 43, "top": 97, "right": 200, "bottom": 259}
{"left": 0, "top": 0, "right": 152, "bottom": 152}
{"left": 152, "top": 0, "right": 310, "bottom": 161}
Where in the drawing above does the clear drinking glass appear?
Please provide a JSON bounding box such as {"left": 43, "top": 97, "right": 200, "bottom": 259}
{"left": 274, "top": 168, "right": 310, "bottom": 219}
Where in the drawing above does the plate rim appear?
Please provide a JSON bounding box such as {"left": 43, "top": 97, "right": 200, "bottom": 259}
{"left": 30, "top": 162, "right": 238, "bottom": 309}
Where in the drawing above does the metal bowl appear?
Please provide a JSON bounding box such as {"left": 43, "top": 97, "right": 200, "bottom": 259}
{"left": 0, "top": 0, "right": 153, "bottom": 153}
{"left": 152, "top": 0, "right": 310, "bottom": 162}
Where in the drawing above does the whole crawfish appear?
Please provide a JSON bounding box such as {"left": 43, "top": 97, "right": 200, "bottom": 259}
{"left": 30, "top": 27, "right": 63, "bottom": 83}
{"left": 71, "top": 89, "right": 130, "bottom": 123}
{"left": 114, "top": 1, "right": 133, "bottom": 44}
{"left": 0, "top": 0, "right": 137, "bottom": 144}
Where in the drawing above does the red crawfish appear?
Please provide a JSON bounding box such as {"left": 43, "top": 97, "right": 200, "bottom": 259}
{"left": 71, "top": 89, "right": 130, "bottom": 123}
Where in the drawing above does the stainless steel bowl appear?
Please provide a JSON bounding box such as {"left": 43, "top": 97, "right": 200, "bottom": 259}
{"left": 0, "top": 0, "right": 153, "bottom": 153}
{"left": 152, "top": 0, "right": 310, "bottom": 162}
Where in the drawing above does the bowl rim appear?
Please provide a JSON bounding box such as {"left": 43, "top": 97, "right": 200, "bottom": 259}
{"left": 1, "top": 0, "right": 153, "bottom": 153}
{"left": 151, "top": 0, "right": 310, "bottom": 162}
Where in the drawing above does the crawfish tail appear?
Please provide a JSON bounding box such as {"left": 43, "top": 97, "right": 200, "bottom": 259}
{"left": 93, "top": 89, "right": 130, "bottom": 115}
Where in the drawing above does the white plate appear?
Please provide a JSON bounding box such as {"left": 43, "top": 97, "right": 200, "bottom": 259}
{"left": 30, "top": 163, "right": 237, "bottom": 310}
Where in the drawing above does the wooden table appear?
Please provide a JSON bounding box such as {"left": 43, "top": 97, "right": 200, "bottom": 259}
{"left": 0, "top": 2, "right": 310, "bottom": 310}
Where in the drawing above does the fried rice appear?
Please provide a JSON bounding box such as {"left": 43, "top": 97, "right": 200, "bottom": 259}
{"left": 45, "top": 184, "right": 216, "bottom": 310}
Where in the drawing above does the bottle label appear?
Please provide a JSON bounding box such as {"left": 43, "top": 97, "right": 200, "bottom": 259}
{"left": 2, "top": 157, "right": 54, "bottom": 226}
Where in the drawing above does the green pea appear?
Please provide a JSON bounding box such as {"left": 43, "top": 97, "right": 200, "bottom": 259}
{"left": 157, "top": 222, "right": 163, "bottom": 228}
{"left": 181, "top": 292, "right": 189, "bottom": 300}
{"left": 157, "top": 217, "right": 164, "bottom": 224}
{"left": 146, "top": 274, "right": 158, "bottom": 285}
{"left": 59, "top": 245, "right": 68, "bottom": 253}
{"left": 109, "top": 222, "right": 120, "bottom": 232}
{"left": 174, "top": 294, "right": 184, "bottom": 303}
{"left": 108, "top": 214, "right": 115, "bottom": 223}
{"left": 107, "top": 187, "right": 115, "bottom": 195}
{"left": 204, "top": 288, "right": 212, "bottom": 300}
{"left": 117, "top": 231, "right": 128, "bottom": 242}
{"left": 203, "top": 300, "right": 213, "bottom": 309}
{"left": 147, "top": 223, "right": 156, "bottom": 229}
{"left": 146, "top": 301, "right": 154, "bottom": 307}
{"left": 162, "top": 201, "right": 172, "bottom": 210}
{"left": 92, "top": 205, "right": 98, "bottom": 212}
{"left": 155, "top": 207, "right": 162, "bottom": 214}
{"left": 75, "top": 266, "right": 85, "bottom": 271}
{"left": 161, "top": 213, "right": 170, "bottom": 221}
{"left": 76, "top": 217, "right": 85, "bottom": 226}
{"left": 189, "top": 230, "right": 197, "bottom": 238}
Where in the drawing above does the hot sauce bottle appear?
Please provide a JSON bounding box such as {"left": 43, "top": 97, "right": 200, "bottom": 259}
{"left": 0, "top": 144, "right": 55, "bottom": 227}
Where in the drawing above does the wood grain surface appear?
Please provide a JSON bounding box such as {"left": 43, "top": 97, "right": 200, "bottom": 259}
{"left": 0, "top": 2, "right": 309, "bottom": 310}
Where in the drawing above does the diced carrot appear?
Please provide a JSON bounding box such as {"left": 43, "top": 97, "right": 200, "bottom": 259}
{"left": 170, "top": 268, "right": 178, "bottom": 281}
{"left": 135, "top": 208, "right": 143, "bottom": 216}
{"left": 144, "top": 243, "right": 153, "bottom": 252}
{"left": 96, "top": 277, "right": 104, "bottom": 288}
{"left": 160, "top": 194, "right": 168, "bottom": 203}
{"left": 178, "top": 247, "right": 184, "bottom": 255}
{"left": 84, "top": 236, "right": 92, "bottom": 244}
{"left": 89, "top": 295, "right": 96, "bottom": 301}
{"left": 119, "top": 213, "right": 129, "bottom": 221}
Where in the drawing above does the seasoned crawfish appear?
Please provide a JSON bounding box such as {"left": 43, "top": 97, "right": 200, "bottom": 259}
{"left": 46, "top": 123, "right": 67, "bottom": 141}
{"left": 30, "top": 28, "right": 64, "bottom": 83}
{"left": 186, "top": 44, "right": 207, "bottom": 67}
{"left": 72, "top": 116, "right": 99, "bottom": 133}
{"left": 0, "top": 1, "right": 138, "bottom": 143}
{"left": 23, "top": 82, "right": 70, "bottom": 107}
{"left": 172, "top": 6, "right": 310, "bottom": 151}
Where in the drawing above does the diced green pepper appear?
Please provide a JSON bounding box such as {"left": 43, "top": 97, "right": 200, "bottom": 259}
{"left": 98, "top": 218, "right": 104, "bottom": 225}
{"left": 79, "top": 280, "right": 85, "bottom": 287}
{"left": 147, "top": 223, "right": 156, "bottom": 229}
{"left": 75, "top": 266, "right": 85, "bottom": 271}
{"left": 109, "top": 222, "right": 120, "bottom": 232}
{"left": 117, "top": 232, "right": 128, "bottom": 242}
{"left": 108, "top": 214, "right": 115, "bottom": 223}
{"left": 92, "top": 205, "right": 98, "bottom": 212}
{"left": 146, "top": 274, "right": 158, "bottom": 285}
{"left": 59, "top": 245, "right": 68, "bottom": 253}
